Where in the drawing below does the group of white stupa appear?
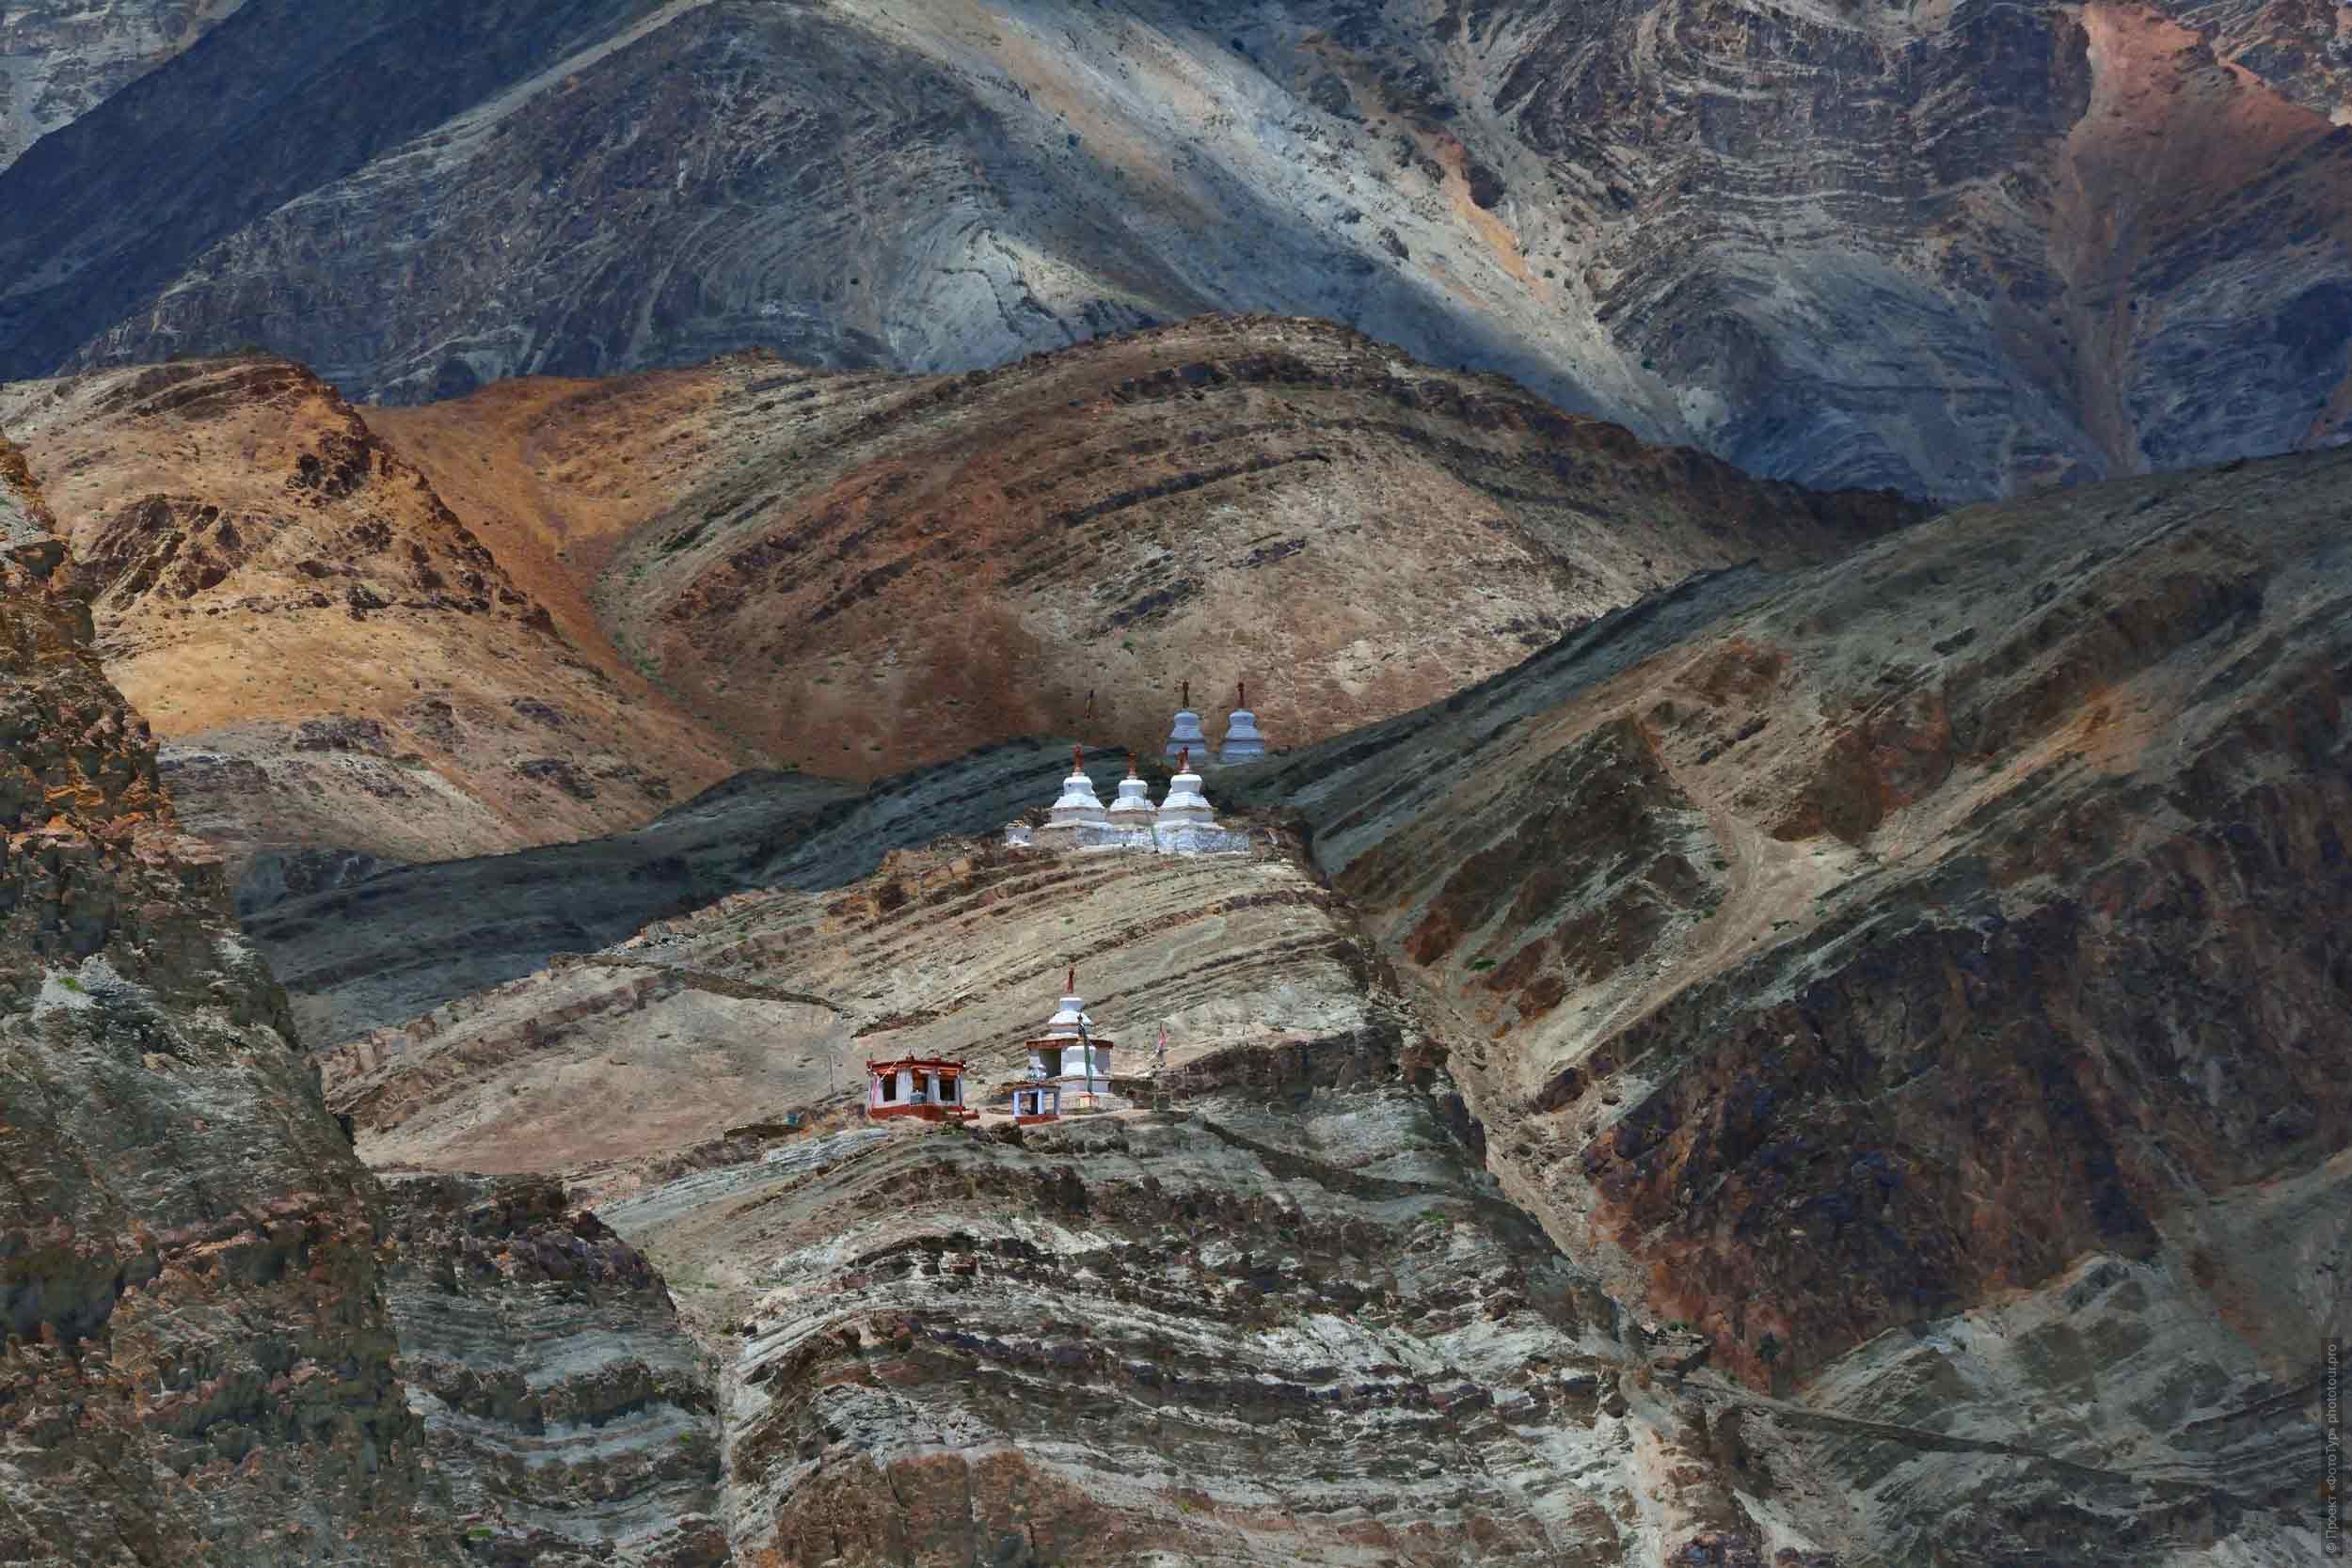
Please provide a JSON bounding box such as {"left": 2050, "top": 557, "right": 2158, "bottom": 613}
{"left": 1009, "top": 682, "right": 1264, "bottom": 856}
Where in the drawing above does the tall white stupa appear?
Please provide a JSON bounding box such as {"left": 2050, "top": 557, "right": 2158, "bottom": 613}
{"left": 1164, "top": 681, "right": 1208, "bottom": 767}
{"left": 1042, "top": 745, "right": 1108, "bottom": 835}
{"left": 1158, "top": 747, "right": 1215, "bottom": 829}
{"left": 1218, "top": 680, "right": 1265, "bottom": 766}
{"left": 1025, "top": 966, "right": 1113, "bottom": 1101}
{"left": 1106, "top": 757, "right": 1157, "bottom": 837}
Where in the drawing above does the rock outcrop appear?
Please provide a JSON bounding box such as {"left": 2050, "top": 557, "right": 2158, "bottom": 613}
{"left": 0, "top": 356, "right": 746, "bottom": 889}
{"left": 1, "top": 0, "right": 2345, "bottom": 495}
{"left": 648, "top": 1069, "right": 1746, "bottom": 1568}
{"left": 2, "top": 423, "right": 742, "bottom": 1566}
{"left": 0, "top": 425, "right": 456, "bottom": 1560}
{"left": 378, "top": 1175, "right": 732, "bottom": 1566}
{"left": 330, "top": 797, "right": 1884, "bottom": 1565}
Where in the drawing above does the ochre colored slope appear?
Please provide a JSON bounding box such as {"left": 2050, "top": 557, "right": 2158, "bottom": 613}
{"left": 0, "top": 357, "right": 747, "bottom": 877}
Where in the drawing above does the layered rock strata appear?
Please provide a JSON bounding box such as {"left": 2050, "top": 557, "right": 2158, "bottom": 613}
{"left": 378, "top": 1175, "right": 732, "bottom": 1567}
{"left": 1228, "top": 444, "right": 2352, "bottom": 1559}
{"left": 587, "top": 318, "right": 1916, "bottom": 777}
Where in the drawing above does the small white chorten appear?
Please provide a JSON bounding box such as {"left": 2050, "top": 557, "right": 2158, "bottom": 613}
{"left": 1218, "top": 679, "right": 1265, "bottom": 766}
{"left": 1106, "top": 757, "right": 1157, "bottom": 835}
{"left": 1165, "top": 680, "right": 1208, "bottom": 766}
{"left": 1045, "top": 745, "right": 1108, "bottom": 832}
{"left": 1026, "top": 966, "right": 1113, "bottom": 1100}
{"left": 1158, "top": 747, "right": 1215, "bottom": 829}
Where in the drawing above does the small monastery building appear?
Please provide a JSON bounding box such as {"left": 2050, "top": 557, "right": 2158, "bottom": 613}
{"left": 865, "top": 1055, "right": 977, "bottom": 1122}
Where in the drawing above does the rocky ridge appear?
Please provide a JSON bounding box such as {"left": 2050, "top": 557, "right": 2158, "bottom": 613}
{"left": 0, "top": 0, "right": 2346, "bottom": 495}
{"left": 0, "top": 420, "right": 738, "bottom": 1565}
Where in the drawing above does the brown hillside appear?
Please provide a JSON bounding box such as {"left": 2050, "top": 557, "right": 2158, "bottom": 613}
{"left": 0, "top": 357, "right": 746, "bottom": 880}
{"left": 388, "top": 316, "right": 1920, "bottom": 780}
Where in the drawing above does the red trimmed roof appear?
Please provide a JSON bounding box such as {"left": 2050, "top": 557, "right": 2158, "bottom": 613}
{"left": 865, "top": 1056, "right": 969, "bottom": 1074}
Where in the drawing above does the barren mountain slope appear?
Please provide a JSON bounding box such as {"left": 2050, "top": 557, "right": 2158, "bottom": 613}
{"left": 1227, "top": 445, "right": 2350, "bottom": 1559}
{"left": 315, "top": 526, "right": 2339, "bottom": 1565}
{"left": 0, "top": 356, "right": 747, "bottom": 888}
{"left": 402, "top": 316, "right": 1912, "bottom": 781}
{"left": 0, "top": 0, "right": 246, "bottom": 170}
{"left": 1, "top": 0, "right": 2346, "bottom": 495}
{"left": 245, "top": 740, "right": 1153, "bottom": 1048}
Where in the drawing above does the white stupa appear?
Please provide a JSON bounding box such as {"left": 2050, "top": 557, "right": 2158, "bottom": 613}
{"left": 1164, "top": 680, "right": 1208, "bottom": 766}
{"left": 1158, "top": 747, "right": 1215, "bottom": 829}
{"left": 1106, "top": 757, "right": 1157, "bottom": 836}
{"left": 1218, "top": 679, "right": 1265, "bottom": 766}
{"left": 1026, "top": 967, "right": 1113, "bottom": 1100}
{"left": 1043, "top": 745, "right": 1108, "bottom": 833}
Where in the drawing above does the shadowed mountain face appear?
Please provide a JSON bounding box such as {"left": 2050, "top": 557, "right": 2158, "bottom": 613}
{"left": 0, "top": 0, "right": 246, "bottom": 171}
{"left": 4, "top": 0, "right": 2348, "bottom": 496}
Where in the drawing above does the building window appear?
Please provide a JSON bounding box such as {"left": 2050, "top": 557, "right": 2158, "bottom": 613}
{"left": 878, "top": 1074, "right": 898, "bottom": 1102}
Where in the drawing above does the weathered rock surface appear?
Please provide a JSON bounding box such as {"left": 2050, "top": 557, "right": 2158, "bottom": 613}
{"left": 275, "top": 432, "right": 2346, "bottom": 1560}
{"left": 378, "top": 1174, "right": 732, "bottom": 1566}
{"left": 652, "top": 1072, "right": 1739, "bottom": 1568}
{"left": 0, "top": 423, "right": 458, "bottom": 1560}
{"left": 2, "top": 0, "right": 2346, "bottom": 496}
{"left": 0, "top": 356, "right": 746, "bottom": 887}
{"left": 1228, "top": 443, "right": 2352, "bottom": 1558}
